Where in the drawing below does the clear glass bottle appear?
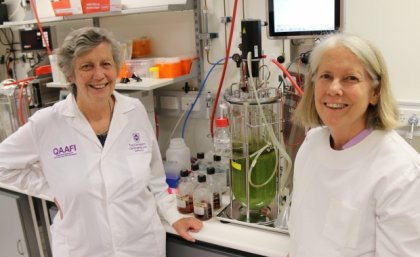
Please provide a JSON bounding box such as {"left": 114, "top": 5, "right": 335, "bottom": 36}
{"left": 206, "top": 167, "right": 222, "bottom": 210}
{"left": 177, "top": 170, "right": 194, "bottom": 214}
{"left": 214, "top": 117, "right": 232, "bottom": 157}
{"left": 190, "top": 163, "right": 201, "bottom": 187}
{"left": 213, "top": 154, "right": 228, "bottom": 194}
{"left": 193, "top": 174, "right": 213, "bottom": 221}
{"left": 196, "top": 152, "right": 207, "bottom": 171}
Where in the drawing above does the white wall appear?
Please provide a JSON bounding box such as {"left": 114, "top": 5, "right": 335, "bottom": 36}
{"left": 343, "top": 0, "right": 420, "bottom": 102}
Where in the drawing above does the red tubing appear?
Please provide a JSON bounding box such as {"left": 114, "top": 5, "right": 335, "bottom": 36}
{"left": 271, "top": 58, "right": 304, "bottom": 96}
{"left": 209, "top": 0, "right": 239, "bottom": 138}
{"left": 30, "top": 0, "right": 52, "bottom": 56}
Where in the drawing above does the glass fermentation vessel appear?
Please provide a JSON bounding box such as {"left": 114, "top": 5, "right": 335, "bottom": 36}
{"left": 0, "top": 84, "right": 29, "bottom": 142}
{"left": 225, "top": 86, "right": 282, "bottom": 223}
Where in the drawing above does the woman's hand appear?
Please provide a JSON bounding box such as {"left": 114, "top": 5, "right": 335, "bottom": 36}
{"left": 54, "top": 197, "right": 63, "bottom": 219}
{"left": 172, "top": 217, "right": 203, "bottom": 242}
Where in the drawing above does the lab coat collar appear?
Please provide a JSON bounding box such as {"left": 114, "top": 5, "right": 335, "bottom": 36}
{"left": 59, "top": 91, "right": 134, "bottom": 150}
{"left": 102, "top": 91, "right": 132, "bottom": 154}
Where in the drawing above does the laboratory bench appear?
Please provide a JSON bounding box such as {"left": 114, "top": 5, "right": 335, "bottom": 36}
{"left": 0, "top": 182, "right": 290, "bottom": 257}
{"left": 164, "top": 213, "right": 290, "bottom": 257}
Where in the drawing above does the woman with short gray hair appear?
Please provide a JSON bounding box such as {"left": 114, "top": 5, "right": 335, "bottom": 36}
{"left": 0, "top": 27, "right": 202, "bottom": 257}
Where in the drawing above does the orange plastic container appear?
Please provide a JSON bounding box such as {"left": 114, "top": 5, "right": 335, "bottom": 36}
{"left": 180, "top": 55, "right": 197, "bottom": 75}
{"left": 118, "top": 62, "right": 132, "bottom": 79}
{"left": 132, "top": 37, "right": 151, "bottom": 58}
{"left": 125, "top": 59, "right": 155, "bottom": 78}
{"left": 155, "top": 57, "right": 182, "bottom": 78}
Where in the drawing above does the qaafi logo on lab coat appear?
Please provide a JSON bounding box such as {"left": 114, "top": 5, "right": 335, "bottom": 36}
{"left": 53, "top": 144, "right": 77, "bottom": 159}
{"left": 129, "top": 132, "right": 149, "bottom": 153}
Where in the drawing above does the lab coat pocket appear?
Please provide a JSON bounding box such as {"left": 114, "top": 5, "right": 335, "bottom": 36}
{"left": 127, "top": 152, "right": 152, "bottom": 190}
{"left": 50, "top": 216, "right": 70, "bottom": 257}
{"left": 322, "top": 199, "right": 361, "bottom": 248}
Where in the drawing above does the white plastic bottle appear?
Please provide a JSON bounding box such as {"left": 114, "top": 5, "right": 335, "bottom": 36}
{"left": 177, "top": 170, "right": 195, "bottom": 214}
{"left": 193, "top": 174, "right": 213, "bottom": 221}
{"left": 213, "top": 117, "right": 232, "bottom": 157}
{"left": 166, "top": 138, "right": 191, "bottom": 170}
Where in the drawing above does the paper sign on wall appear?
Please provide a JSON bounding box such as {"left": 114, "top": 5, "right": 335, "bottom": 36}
{"left": 51, "top": 0, "right": 83, "bottom": 16}
{"left": 81, "top": 0, "right": 122, "bottom": 13}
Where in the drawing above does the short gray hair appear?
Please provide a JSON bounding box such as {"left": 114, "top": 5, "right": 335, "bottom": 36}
{"left": 55, "top": 27, "right": 122, "bottom": 94}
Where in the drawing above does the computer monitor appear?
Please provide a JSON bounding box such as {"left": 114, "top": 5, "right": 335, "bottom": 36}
{"left": 267, "top": 0, "right": 341, "bottom": 39}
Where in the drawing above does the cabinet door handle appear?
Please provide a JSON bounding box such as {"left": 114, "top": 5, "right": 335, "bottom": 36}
{"left": 17, "top": 239, "right": 25, "bottom": 255}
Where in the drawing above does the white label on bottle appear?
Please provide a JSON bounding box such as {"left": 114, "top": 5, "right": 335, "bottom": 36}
{"left": 176, "top": 195, "right": 187, "bottom": 208}
{"left": 194, "top": 202, "right": 207, "bottom": 215}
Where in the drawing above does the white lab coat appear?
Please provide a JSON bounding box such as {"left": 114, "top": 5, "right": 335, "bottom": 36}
{"left": 0, "top": 91, "right": 182, "bottom": 257}
{"left": 288, "top": 127, "right": 420, "bottom": 257}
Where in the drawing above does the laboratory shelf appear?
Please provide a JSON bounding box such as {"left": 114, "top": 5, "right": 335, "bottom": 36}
{"left": 47, "top": 58, "right": 199, "bottom": 91}
{"left": 46, "top": 73, "right": 196, "bottom": 91}
{"left": 115, "top": 74, "right": 196, "bottom": 91}
{"left": 0, "top": 0, "right": 194, "bottom": 29}
{"left": 0, "top": 16, "right": 63, "bottom": 28}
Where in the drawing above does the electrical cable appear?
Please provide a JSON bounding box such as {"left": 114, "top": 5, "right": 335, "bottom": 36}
{"left": 0, "top": 28, "right": 12, "bottom": 46}
{"left": 277, "top": 57, "right": 296, "bottom": 89}
{"left": 223, "top": 0, "right": 228, "bottom": 51}
{"left": 155, "top": 113, "right": 159, "bottom": 140}
{"left": 18, "top": 82, "right": 26, "bottom": 124}
{"left": 1, "top": 28, "right": 16, "bottom": 79}
{"left": 210, "top": 0, "right": 239, "bottom": 138}
{"left": 204, "top": 1, "right": 227, "bottom": 66}
{"left": 271, "top": 58, "right": 304, "bottom": 96}
{"left": 29, "top": 0, "right": 52, "bottom": 56}
{"left": 5, "top": 0, "right": 21, "bottom": 19}
{"left": 165, "top": 107, "right": 190, "bottom": 151}
{"left": 4, "top": 77, "right": 36, "bottom": 125}
{"left": 181, "top": 56, "right": 226, "bottom": 138}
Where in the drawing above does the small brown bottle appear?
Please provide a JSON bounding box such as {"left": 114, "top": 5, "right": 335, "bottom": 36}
{"left": 193, "top": 174, "right": 213, "bottom": 221}
{"left": 177, "top": 170, "right": 194, "bottom": 214}
{"left": 206, "top": 167, "right": 222, "bottom": 210}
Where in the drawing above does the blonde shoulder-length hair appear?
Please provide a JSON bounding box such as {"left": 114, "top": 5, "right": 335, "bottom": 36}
{"left": 293, "top": 33, "right": 399, "bottom": 130}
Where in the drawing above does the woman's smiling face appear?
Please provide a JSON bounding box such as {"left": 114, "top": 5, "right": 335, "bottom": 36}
{"left": 70, "top": 42, "right": 117, "bottom": 105}
{"left": 314, "top": 46, "right": 379, "bottom": 137}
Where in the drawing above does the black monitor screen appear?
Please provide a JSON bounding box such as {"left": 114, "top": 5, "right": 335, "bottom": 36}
{"left": 267, "top": 0, "right": 341, "bottom": 39}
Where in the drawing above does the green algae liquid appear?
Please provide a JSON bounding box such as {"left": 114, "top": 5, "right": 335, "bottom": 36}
{"left": 231, "top": 148, "right": 277, "bottom": 210}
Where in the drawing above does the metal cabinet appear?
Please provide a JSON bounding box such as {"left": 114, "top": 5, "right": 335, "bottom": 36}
{"left": 0, "top": 190, "right": 41, "bottom": 257}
